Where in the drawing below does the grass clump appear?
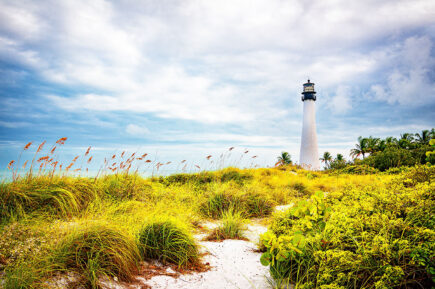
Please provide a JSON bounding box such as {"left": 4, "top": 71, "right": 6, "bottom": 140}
{"left": 205, "top": 210, "right": 246, "bottom": 241}
{"left": 243, "top": 191, "right": 275, "bottom": 218}
{"left": 52, "top": 221, "right": 140, "bottom": 288}
{"left": 137, "top": 219, "right": 199, "bottom": 267}
{"left": 200, "top": 190, "right": 243, "bottom": 218}
{"left": 3, "top": 261, "right": 43, "bottom": 289}
{"left": 0, "top": 176, "right": 97, "bottom": 222}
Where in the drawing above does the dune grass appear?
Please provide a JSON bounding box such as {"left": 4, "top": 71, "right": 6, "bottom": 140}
{"left": 205, "top": 209, "right": 247, "bottom": 241}
{"left": 51, "top": 221, "right": 140, "bottom": 288}
{"left": 2, "top": 156, "right": 430, "bottom": 288}
{"left": 137, "top": 218, "right": 199, "bottom": 267}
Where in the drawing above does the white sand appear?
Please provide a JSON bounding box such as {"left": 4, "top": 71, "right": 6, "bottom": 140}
{"left": 142, "top": 221, "right": 271, "bottom": 289}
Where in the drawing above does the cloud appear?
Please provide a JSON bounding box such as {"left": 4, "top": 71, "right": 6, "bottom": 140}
{"left": 1, "top": 0, "right": 435, "bottom": 169}
{"left": 326, "top": 85, "right": 352, "bottom": 114}
{"left": 126, "top": 124, "right": 150, "bottom": 136}
{"left": 0, "top": 120, "right": 30, "bottom": 128}
{"left": 369, "top": 36, "right": 435, "bottom": 106}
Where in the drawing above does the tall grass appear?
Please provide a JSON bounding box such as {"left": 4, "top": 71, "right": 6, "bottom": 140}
{"left": 205, "top": 209, "right": 246, "bottom": 241}
{"left": 0, "top": 176, "right": 97, "bottom": 222}
{"left": 137, "top": 218, "right": 199, "bottom": 267}
{"left": 52, "top": 221, "right": 140, "bottom": 288}
{"left": 2, "top": 141, "right": 414, "bottom": 288}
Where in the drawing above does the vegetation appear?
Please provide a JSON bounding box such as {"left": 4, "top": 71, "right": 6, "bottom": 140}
{"left": 324, "top": 128, "right": 434, "bottom": 172}
{"left": 1, "top": 135, "right": 434, "bottom": 288}
{"left": 276, "top": 152, "right": 292, "bottom": 166}
{"left": 205, "top": 209, "right": 247, "bottom": 241}
{"left": 260, "top": 165, "right": 434, "bottom": 288}
{"left": 52, "top": 222, "right": 140, "bottom": 288}
{"left": 138, "top": 219, "right": 199, "bottom": 267}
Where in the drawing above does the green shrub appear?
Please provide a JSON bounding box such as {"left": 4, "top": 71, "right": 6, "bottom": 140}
{"left": 52, "top": 222, "right": 140, "bottom": 288}
{"left": 364, "top": 146, "right": 419, "bottom": 171}
{"left": 205, "top": 210, "right": 246, "bottom": 241}
{"left": 137, "top": 219, "right": 199, "bottom": 267}
{"left": 261, "top": 172, "right": 435, "bottom": 288}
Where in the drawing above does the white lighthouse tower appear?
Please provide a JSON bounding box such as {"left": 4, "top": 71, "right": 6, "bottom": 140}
{"left": 299, "top": 79, "right": 320, "bottom": 170}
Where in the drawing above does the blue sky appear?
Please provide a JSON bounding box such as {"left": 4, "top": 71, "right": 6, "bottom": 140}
{"left": 1, "top": 0, "right": 435, "bottom": 174}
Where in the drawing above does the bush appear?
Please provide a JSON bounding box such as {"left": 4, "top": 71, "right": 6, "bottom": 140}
{"left": 205, "top": 210, "right": 246, "bottom": 241}
{"left": 52, "top": 222, "right": 140, "bottom": 288}
{"left": 137, "top": 219, "right": 199, "bottom": 267}
{"left": 364, "top": 146, "right": 419, "bottom": 171}
{"left": 261, "top": 171, "right": 435, "bottom": 288}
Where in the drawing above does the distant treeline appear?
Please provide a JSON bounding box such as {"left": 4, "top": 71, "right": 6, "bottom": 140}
{"left": 323, "top": 129, "right": 435, "bottom": 172}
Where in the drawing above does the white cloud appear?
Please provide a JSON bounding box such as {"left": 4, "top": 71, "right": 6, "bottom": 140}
{"left": 1, "top": 0, "right": 434, "bottom": 126}
{"left": 327, "top": 85, "right": 352, "bottom": 114}
{"left": 1, "top": 0, "right": 435, "bottom": 167}
{"left": 369, "top": 36, "right": 435, "bottom": 106}
{"left": 126, "top": 124, "right": 150, "bottom": 136}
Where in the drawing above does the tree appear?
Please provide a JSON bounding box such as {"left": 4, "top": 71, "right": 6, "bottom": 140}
{"left": 329, "top": 153, "right": 347, "bottom": 170}
{"left": 320, "top": 151, "right": 332, "bottom": 168}
{"left": 399, "top": 133, "right": 414, "bottom": 149}
{"left": 364, "top": 146, "right": 418, "bottom": 171}
{"left": 366, "top": 136, "right": 380, "bottom": 154}
{"left": 276, "top": 152, "right": 292, "bottom": 166}
{"left": 385, "top": 136, "right": 398, "bottom": 146}
{"left": 350, "top": 136, "right": 368, "bottom": 159}
{"left": 415, "top": 130, "right": 431, "bottom": 145}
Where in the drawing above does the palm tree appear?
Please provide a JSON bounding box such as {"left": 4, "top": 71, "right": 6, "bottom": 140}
{"left": 276, "top": 152, "right": 292, "bottom": 166}
{"left": 399, "top": 133, "right": 414, "bottom": 149}
{"left": 385, "top": 136, "right": 398, "bottom": 146}
{"left": 320, "top": 151, "right": 332, "bottom": 168}
{"left": 350, "top": 136, "right": 368, "bottom": 159}
{"left": 366, "top": 136, "right": 380, "bottom": 154}
{"left": 415, "top": 130, "right": 431, "bottom": 145}
{"left": 336, "top": 154, "right": 344, "bottom": 161}
{"left": 377, "top": 139, "right": 386, "bottom": 152}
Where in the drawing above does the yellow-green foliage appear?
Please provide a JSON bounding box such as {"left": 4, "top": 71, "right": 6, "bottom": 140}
{"left": 137, "top": 218, "right": 199, "bottom": 267}
{"left": 1, "top": 165, "right": 431, "bottom": 288}
{"left": 206, "top": 209, "right": 246, "bottom": 241}
{"left": 260, "top": 165, "right": 435, "bottom": 289}
{"left": 52, "top": 221, "right": 140, "bottom": 288}
{"left": 0, "top": 176, "right": 97, "bottom": 221}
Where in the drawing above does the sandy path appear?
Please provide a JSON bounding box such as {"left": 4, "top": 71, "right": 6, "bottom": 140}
{"left": 142, "top": 222, "right": 270, "bottom": 289}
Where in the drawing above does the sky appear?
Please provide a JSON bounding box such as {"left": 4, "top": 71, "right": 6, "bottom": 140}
{"left": 1, "top": 0, "right": 435, "bottom": 174}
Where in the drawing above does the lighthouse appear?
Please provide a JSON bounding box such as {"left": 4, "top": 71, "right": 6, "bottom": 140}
{"left": 299, "top": 79, "right": 320, "bottom": 170}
